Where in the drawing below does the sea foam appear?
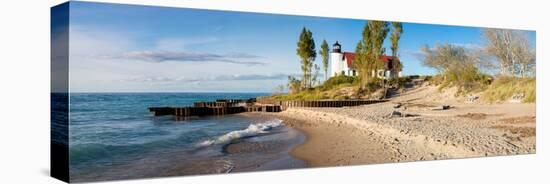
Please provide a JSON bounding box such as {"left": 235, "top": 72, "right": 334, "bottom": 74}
{"left": 197, "top": 119, "right": 283, "bottom": 147}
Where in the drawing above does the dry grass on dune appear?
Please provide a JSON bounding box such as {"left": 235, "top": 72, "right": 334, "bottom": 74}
{"left": 269, "top": 75, "right": 386, "bottom": 101}
{"left": 482, "top": 77, "right": 536, "bottom": 103}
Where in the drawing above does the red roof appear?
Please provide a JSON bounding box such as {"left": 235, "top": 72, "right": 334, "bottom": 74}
{"left": 379, "top": 55, "right": 394, "bottom": 63}
{"left": 343, "top": 52, "right": 356, "bottom": 69}
{"left": 342, "top": 52, "right": 399, "bottom": 69}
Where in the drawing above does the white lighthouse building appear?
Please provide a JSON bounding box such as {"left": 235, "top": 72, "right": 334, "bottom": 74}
{"left": 329, "top": 41, "right": 402, "bottom": 79}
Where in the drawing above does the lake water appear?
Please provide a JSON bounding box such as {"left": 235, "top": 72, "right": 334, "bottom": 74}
{"left": 59, "top": 93, "right": 304, "bottom": 182}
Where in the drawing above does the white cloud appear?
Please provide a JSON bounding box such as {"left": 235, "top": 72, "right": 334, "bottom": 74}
{"left": 154, "top": 37, "right": 219, "bottom": 51}
{"left": 451, "top": 43, "right": 483, "bottom": 50}
{"left": 123, "top": 73, "right": 296, "bottom": 83}
{"left": 66, "top": 25, "right": 279, "bottom": 92}
{"left": 112, "top": 50, "right": 264, "bottom": 65}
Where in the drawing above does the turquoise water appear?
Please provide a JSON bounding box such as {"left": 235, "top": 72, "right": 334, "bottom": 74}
{"left": 66, "top": 93, "right": 304, "bottom": 182}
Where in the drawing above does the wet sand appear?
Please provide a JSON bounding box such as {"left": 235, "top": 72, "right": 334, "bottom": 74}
{"left": 272, "top": 114, "right": 397, "bottom": 166}
{"left": 224, "top": 125, "right": 306, "bottom": 172}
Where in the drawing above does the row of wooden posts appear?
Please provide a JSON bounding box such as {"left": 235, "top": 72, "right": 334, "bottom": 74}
{"left": 148, "top": 105, "right": 282, "bottom": 117}
{"left": 278, "top": 99, "right": 387, "bottom": 110}
{"left": 193, "top": 99, "right": 254, "bottom": 108}
{"left": 149, "top": 99, "right": 387, "bottom": 117}
{"left": 193, "top": 102, "right": 242, "bottom": 108}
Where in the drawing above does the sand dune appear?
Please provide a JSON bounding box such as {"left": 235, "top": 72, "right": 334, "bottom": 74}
{"left": 268, "top": 84, "right": 536, "bottom": 166}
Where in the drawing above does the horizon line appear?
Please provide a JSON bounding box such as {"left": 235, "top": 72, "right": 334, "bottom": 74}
{"left": 56, "top": 91, "right": 277, "bottom": 94}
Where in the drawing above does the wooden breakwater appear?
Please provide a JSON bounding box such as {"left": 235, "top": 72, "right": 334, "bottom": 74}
{"left": 149, "top": 98, "right": 386, "bottom": 117}
{"left": 149, "top": 106, "right": 282, "bottom": 117}
{"left": 148, "top": 98, "right": 281, "bottom": 117}
{"left": 194, "top": 99, "right": 256, "bottom": 108}
{"left": 279, "top": 99, "right": 388, "bottom": 110}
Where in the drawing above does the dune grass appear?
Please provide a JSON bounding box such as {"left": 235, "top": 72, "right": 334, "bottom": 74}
{"left": 429, "top": 68, "right": 493, "bottom": 95}
{"left": 271, "top": 76, "right": 359, "bottom": 101}
{"left": 482, "top": 76, "right": 536, "bottom": 103}
{"left": 270, "top": 74, "right": 537, "bottom": 103}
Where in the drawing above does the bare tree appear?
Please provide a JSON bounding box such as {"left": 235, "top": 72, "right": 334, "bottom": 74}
{"left": 484, "top": 29, "right": 535, "bottom": 77}
{"left": 515, "top": 35, "right": 536, "bottom": 77}
{"left": 287, "top": 76, "right": 302, "bottom": 94}
{"left": 320, "top": 40, "right": 330, "bottom": 80}
{"left": 311, "top": 64, "right": 321, "bottom": 86}
{"left": 421, "top": 43, "right": 488, "bottom": 92}
{"left": 421, "top": 43, "right": 472, "bottom": 72}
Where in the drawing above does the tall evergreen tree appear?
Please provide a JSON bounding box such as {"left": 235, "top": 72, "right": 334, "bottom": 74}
{"left": 320, "top": 40, "right": 329, "bottom": 80}
{"left": 296, "top": 27, "right": 317, "bottom": 88}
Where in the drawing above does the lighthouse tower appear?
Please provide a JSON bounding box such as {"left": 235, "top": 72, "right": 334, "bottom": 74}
{"left": 329, "top": 41, "right": 343, "bottom": 78}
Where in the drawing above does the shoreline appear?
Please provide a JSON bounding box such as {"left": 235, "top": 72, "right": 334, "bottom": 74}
{"left": 267, "top": 112, "right": 397, "bottom": 166}
{"left": 273, "top": 108, "right": 480, "bottom": 165}
{"left": 255, "top": 99, "right": 535, "bottom": 167}
{"left": 236, "top": 112, "right": 394, "bottom": 167}
{"left": 277, "top": 115, "right": 396, "bottom": 167}
{"left": 70, "top": 87, "right": 536, "bottom": 182}
{"left": 71, "top": 113, "right": 305, "bottom": 182}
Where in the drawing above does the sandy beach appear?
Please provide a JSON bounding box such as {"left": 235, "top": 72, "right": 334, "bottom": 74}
{"left": 266, "top": 84, "right": 536, "bottom": 167}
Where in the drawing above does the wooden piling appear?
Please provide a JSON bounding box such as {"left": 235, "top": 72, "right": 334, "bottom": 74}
{"left": 150, "top": 98, "right": 386, "bottom": 118}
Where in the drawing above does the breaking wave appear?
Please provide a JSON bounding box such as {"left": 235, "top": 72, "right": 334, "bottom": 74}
{"left": 197, "top": 119, "right": 283, "bottom": 147}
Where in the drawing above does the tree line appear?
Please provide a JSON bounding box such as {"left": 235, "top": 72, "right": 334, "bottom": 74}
{"left": 285, "top": 22, "right": 534, "bottom": 99}
{"left": 420, "top": 28, "right": 535, "bottom": 93}
{"left": 422, "top": 29, "right": 535, "bottom": 77}
{"left": 354, "top": 21, "right": 403, "bottom": 90}
{"left": 291, "top": 21, "right": 404, "bottom": 93}
{"left": 484, "top": 29, "right": 535, "bottom": 78}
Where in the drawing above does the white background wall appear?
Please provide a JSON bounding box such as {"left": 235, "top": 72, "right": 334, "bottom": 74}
{"left": 0, "top": 0, "right": 548, "bottom": 183}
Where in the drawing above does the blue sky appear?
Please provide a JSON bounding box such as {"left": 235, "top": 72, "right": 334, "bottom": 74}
{"left": 59, "top": 1, "right": 535, "bottom": 92}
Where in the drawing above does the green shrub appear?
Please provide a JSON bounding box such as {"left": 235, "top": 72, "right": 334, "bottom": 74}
{"left": 287, "top": 76, "right": 302, "bottom": 94}
{"left": 270, "top": 87, "right": 327, "bottom": 101}
{"left": 270, "top": 75, "right": 390, "bottom": 101}
{"left": 353, "top": 77, "right": 383, "bottom": 96}
{"left": 431, "top": 65, "right": 492, "bottom": 95}
{"left": 320, "top": 75, "right": 357, "bottom": 90}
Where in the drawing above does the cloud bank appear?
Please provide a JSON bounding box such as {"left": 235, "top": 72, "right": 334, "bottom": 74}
{"left": 113, "top": 50, "right": 264, "bottom": 65}
{"left": 124, "top": 73, "right": 296, "bottom": 83}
